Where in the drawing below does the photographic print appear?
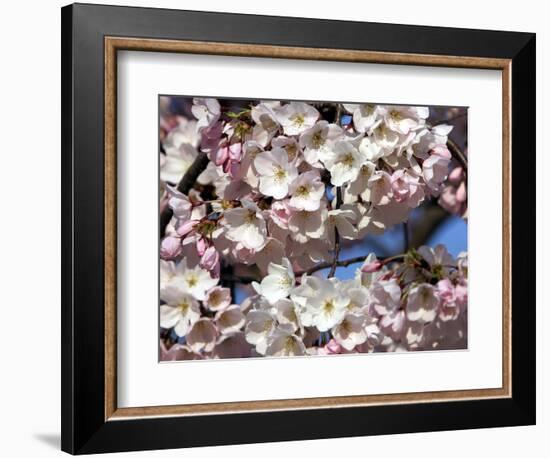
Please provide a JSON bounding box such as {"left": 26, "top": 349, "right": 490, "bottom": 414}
{"left": 159, "top": 96, "right": 468, "bottom": 361}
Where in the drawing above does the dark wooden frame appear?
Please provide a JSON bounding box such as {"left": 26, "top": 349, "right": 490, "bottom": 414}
{"left": 62, "top": 3, "right": 536, "bottom": 454}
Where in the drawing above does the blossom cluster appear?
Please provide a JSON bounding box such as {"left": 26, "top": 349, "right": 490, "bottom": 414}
{"left": 159, "top": 97, "right": 468, "bottom": 360}
{"left": 160, "top": 245, "right": 468, "bottom": 359}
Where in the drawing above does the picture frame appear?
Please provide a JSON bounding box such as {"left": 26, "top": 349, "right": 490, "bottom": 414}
{"left": 61, "top": 3, "right": 536, "bottom": 454}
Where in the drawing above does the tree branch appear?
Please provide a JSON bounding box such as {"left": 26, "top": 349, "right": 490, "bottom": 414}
{"left": 160, "top": 151, "right": 210, "bottom": 237}
{"left": 328, "top": 186, "right": 342, "bottom": 278}
{"left": 447, "top": 137, "right": 468, "bottom": 172}
{"left": 328, "top": 104, "right": 343, "bottom": 278}
{"left": 221, "top": 253, "right": 412, "bottom": 284}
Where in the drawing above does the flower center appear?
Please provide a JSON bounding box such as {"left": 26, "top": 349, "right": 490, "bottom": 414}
{"left": 390, "top": 110, "right": 403, "bottom": 121}
{"left": 361, "top": 164, "right": 372, "bottom": 177}
{"left": 291, "top": 114, "right": 305, "bottom": 127}
{"left": 421, "top": 287, "right": 431, "bottom": 301}
{"left": 245, "top": 210, "right": 257, "bottom": 224}
{"left": 209, "top": 291, "right": 221, "bottom": 306}
{"left": 274, "top": 166, "right": 288, "bottom": 182}
{"left": 323, "top": 299, "right": 335, "bottom": 314}
{"left": 341, "top": 153, "right": 354, "bottom": 168}
{"left": 295, "top": 185, "right": 310, "bottom": 197}
{"left": 363, "top": 104, "right": 374, "bottom": 115}
{"left": 285, "top": 144, "right": 298, "bottom": 160}
{"left": 263, "top": 320, "right": 273, "bottom": 332}
{"left": 178, "top": 300, "right": 190, "bottom": 313}
{"left": 342, "top": 319, "right": 353, "bottom": 332}
{"left": 186, "top": 275, "right": 198, "bottom": 288}
{"left": 284, "top": 336, "right": 296, "bottom": 352}
{"left": 311, "top": 132, "right": 325, "bottom": 148}
{"left": 279, "top": 275, "right": 292, "bottom": 288}
{"left": 376, "top": 125, "right": 387, "bottom": 137}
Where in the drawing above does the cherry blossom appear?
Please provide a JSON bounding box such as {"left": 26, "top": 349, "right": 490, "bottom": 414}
{"left": 158, "top": 98, "right": 468, "bottom": 360}
{"left": 223, "top": 200, "right": 267, "bottom": 250}
{"left": 169, "top": 258, "right": 218, "bottom": 301}
{"left": 252, "top": 258, "right": 295, "bottom": 304}
{"left": 275, "top": 101, "right": 319, "bottom": 135}
{"left": 254, "top": 147, "right": 298, "bottom": 198}
{"left": 160, "top": 286, "right": 200, "bottom": 337}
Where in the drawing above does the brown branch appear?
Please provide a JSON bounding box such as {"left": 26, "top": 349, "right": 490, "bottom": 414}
{"left": 327, "top": 104, "right": 343, "bottom": 278}
{"left": 160, "top": 151, "right": 210, "bottom": 237}
{"left": 222, "top": 253, "right": 411, "bottom": 284}
{"left": 431, "top": 111, "right": 467, "bottom": 126}
{"left": 447, "top": 137, "right": 468, "bottom": 172}
{"left": 328, "top": 186, "right": 342, "bottom": 278}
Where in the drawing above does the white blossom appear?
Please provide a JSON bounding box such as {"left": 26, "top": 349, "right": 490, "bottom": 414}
{"left": 224, "top": 200, "right": 268, "bottom": 250}
{"left": 288, "top": 171, "right": 325, "bottom": 211}
{"left": 406, "top": 283, "right": 440, "bottom": 323}
{"left": 244, "top": 309, "right": 277, "bottom": 355}
{"left": 191, "top": 97, "right": 221, "bottom": 131}
{"left": 275, "top": 102, "right": 319, "bottom": 135}
{"left": 265, "top": 324, "right": 306, "bottom": 357}
{"left": 252, "top": 258, "right": 295, "bottom": 304}
{"left": 169, "top": 258, "right": 218, "bottom": 301}
{"left": 323, "top": 141, "right": 366, "bottom": 186}
{"left": 160, "top": 286, "right": 201, "bottom": 337}
{"left": 299, "top": 121, "right": 343, "bottom": 164}
{"left": 343, "top": 104, "right": 380, "bottom": 133}
{"left": 254, "top": 147, "right": 298, "bottom": 199}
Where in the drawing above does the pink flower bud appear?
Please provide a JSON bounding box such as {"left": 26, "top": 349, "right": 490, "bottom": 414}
{"left": 455, "top": 284, "right": 468, "bottom": 308}
{"left": 214, "top": 145, "right": 229, "bottom": 166}
{"left": 456, "top": 181, "right": 467, "bottom": 203}
{"left": 361, "top": 260, "right": 382, "bottom": 273}
{"left": 228, "top": 142, "right": 242, "bottom": 161}
{"left": 324, "top": 339, "right": 343, "bottom": 354}
{"left": 176, "top": 220, "right": 198, "bottom": 237}
{"left": 195, "top": 237, "right": 208, "bottom": 256}
{"left": 437, "top": 278, "right": 455, "bottom": 304}
{"left": 448, "top": 166, "right": 464, "bottom": 185}
{"left": 160, "top": 236, "right": 182, "bottom": 259}
{"left": 431, "top": 145, "right": 451, "bottom": 159}
{"left": 200, "top": 246, "right": 220, "bottom": 272}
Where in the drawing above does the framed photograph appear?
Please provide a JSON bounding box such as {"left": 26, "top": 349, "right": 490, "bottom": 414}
{"left": 61, "top": 3, "right": 536, "bottom": 454}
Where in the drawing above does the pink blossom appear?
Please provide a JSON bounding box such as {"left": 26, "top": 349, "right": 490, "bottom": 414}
{"left": 176, "top": 219, "right": 199, "bottom": 237}
{"left": 160, "top": 341, "right": 201, "bottom": 361}
{"left": 200, "top": 121, "right": 224, "bottom": 153}
{"left": 317, "top": 339, "right": 343, "bottom": 355}
{"left": 361, "top": 259, "right": 382, "bottom": 273}
{"left": 390, "top": 170, "right": 425, "bottom": 207}
{"left": 431, "top": 144, "right": 451, "bottom": 159}
{"left": 160, "top": 236, "right": 182, "bottom": 259}
{"left": 379, "top": 310, "right": 405, "bottom": 339}
{"left": 437, "top": 278, "right": 455, "bottom": 304}
{"left": 270, "top": 200, "right": 292, "bottom": 229}
{"left": 214, "top": 143, "right": 229, "bottom": 166}
{"left": 422, "top": 153, "right": 450, "bottom": 191}
{"left": 448, "top": 166, "right": 464, "bottom": 185}
{"left": 195, "top": 237, "right": 208, "bottom": 256}
{"left": 200, "top": 246, "right": 220, "bottom": 273}
{"left": 455, "top": 283, "right": 468, "bottom": 308}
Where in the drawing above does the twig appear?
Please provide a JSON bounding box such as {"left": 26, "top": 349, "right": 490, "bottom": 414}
{"left": 327, "top": 105, "right": 343, "bottom": 278}
{"left": 222, "top": 253, "right": 412, "bottom": 284}
{"left": 446, "top": 138, "right": 468, "bottom": 172}
{"left": 160, "top": 151, "right": 210, "bottom": 237}
{"left": 328, "top": 186, "right": 342, "bottom": 278}
{"left": 431, "top": 111, "right": 467, "bottom": 126}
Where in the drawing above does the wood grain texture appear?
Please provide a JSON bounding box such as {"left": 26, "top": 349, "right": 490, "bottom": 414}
{"left": 104, "top": 36, "right": 512, "bottom": 421}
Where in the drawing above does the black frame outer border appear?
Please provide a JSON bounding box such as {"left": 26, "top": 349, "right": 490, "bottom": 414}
{"left": 61, "top": 3, "right": 536, "bottom": 454}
